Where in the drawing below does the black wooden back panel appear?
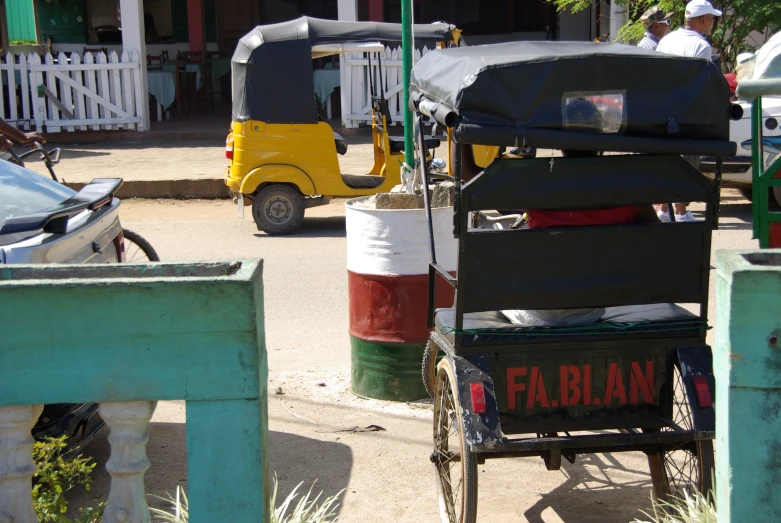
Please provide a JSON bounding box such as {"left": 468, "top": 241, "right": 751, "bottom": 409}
{"left": 461, "top": 223, "right": 707, "bottom": 313}
{"left": 464, "top": 155, "right": 712, "bottom": 212}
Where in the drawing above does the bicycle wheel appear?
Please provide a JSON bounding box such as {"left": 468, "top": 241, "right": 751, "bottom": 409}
{"left": 432, "top": 358, "right": 478, "bottom": 523}
{"left": 647, "top": 360, "right": 714, "bottom": 501}
{"left": 122, "top": 229, "right": 160, "bottom": 262}
{"left": 422, "top": 339, "right": 441, "bottom": 399}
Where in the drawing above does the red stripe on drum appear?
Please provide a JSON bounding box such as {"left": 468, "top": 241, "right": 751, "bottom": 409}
{"left": 348, "top": 270, "right": 455, "bottom": 344}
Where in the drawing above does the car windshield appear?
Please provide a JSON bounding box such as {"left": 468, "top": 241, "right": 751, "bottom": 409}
{"left": 0, "top": 160, "right": 74, "bottom": 230}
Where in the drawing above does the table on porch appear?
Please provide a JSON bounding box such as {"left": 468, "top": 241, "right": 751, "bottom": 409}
{"left": 147, "top": 70, "right": 176, "bottom": 121}
{"left": 148, "top": 58, "right": 232, "bottom": 121}
{"left": 314, "top": 68, "right": 340, "bottom": 119}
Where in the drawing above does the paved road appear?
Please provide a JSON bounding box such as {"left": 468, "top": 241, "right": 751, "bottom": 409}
{"left": 72, "top": 193, "right": 756, "bottom": 522}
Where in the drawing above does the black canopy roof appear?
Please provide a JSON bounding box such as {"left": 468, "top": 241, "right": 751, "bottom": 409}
{"left": 409, "top": 41, "right": 736, "bottom": 156}
{"left": 232, "top": 17, "right": 456, "bottom": 123}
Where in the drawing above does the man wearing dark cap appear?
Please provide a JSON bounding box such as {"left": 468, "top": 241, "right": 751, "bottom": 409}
{"left": 637, "top": 6, "right": 673, "bottom": 51}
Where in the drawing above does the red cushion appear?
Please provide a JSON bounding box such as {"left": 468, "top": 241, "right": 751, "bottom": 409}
{"left": 528, "top": 207, "right": 638, "bottom": 229}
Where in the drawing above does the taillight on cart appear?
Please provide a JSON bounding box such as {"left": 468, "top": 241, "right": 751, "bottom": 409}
{"left": 692, "top": 376, "right": 713, "bottom": 408}
{"left": 470, "top": 383, "right": 487, "bottom": 414}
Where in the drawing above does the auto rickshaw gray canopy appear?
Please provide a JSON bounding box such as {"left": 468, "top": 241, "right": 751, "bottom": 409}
{"left": 231, "top": 16, "right": 456, "bottom": 124}
{"left": 409, "top": 41, "right": 736, "bottom": 157}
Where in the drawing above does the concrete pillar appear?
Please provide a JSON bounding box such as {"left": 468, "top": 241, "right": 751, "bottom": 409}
{"left": 120, "top": 0, "right": 149, "bottom": 130}
{"left": 608, "top": 0, "right": 628, "bottom": 42}
{"left": 338, "top": 0, "right": 358, "bottom": 21}
{"left": 715, "top": 249, "right": 781, "bottom": 522}
{"left": 187, "top": 0, "right": 206, "bottom": 58}
{"left": 0, "top": 405, "right": 43, "bottom": 523}
{"left": 100, "top": 401, "right": 157, "bottom": 523}
{"left": 368, "top": 0, "right": 383, "bottom": 22}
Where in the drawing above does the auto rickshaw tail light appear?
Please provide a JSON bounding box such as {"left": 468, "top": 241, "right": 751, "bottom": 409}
{"left": 470, "top": 383, "right": 486, "bottom": 414}
{"left": 692, "top": 376, "right": 712, "bottom": 408}
{"left": 225, "top": 133, "right": 234, "bottom": 161}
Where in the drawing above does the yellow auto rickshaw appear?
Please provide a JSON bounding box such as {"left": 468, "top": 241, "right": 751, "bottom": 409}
{"left": 225, "top": 16, "right": 461, "bottom": 235}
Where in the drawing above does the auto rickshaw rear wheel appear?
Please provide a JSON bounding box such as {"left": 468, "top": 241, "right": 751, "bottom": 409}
{"left": 432, "top": 358, "right": 478, "bottom": 523}
{"left": 252, "top": 184, "right": 305, "bottom": 235}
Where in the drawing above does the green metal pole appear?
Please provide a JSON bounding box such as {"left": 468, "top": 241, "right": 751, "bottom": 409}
{"left": 401, "top": 0, "right": 414, "bottom": 166}
{"left": 751, "top": 98, "right": 766, "bottom": 246}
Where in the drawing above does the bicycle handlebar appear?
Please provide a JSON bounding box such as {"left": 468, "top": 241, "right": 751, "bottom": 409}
{"left": 4, "top": 141, "right": 62, "bottom": 182}
{"left": 8, "top": 143, "right": 60, "bottom": 164}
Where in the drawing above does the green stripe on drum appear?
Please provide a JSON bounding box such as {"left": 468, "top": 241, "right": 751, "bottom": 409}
{"left": 350, "top": 336, "right": 428, "bottom": 401}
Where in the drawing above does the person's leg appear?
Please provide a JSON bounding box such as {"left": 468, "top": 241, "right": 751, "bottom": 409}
{"left": 656, "top": 204, "right": 670, "bottom": 221}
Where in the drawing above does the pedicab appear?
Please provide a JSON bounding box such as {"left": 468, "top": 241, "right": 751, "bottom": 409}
{"left": 226, "top": 16, "right": 461, "bottom": 235}
{"left": 408, "top": 41, "right": 738, "bottom": 522}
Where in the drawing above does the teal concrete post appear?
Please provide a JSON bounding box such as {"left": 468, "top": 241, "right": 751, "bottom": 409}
{"left": 0, "top": 261, "right": 268, "bottom": 522}
{"left": 715, "top": 250, "right": 781, "bottom": 522}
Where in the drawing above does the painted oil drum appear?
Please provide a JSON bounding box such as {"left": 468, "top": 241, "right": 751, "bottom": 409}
{"left": 346, "top": 196, "right": 457, "bottom": 401}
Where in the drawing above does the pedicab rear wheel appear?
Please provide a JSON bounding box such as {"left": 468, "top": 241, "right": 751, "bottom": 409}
{"left": 647, "top": 360, "right": 714, "bottom": 501}
{"left": 432, "top": 358, "right": 478, "bottom": 523}
{"left": 422, "top": 340, "right": 441, "bottom": 399}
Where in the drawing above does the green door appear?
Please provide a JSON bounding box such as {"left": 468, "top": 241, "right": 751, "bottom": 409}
{"left": 37, "top": 0, "right": 87, "bottom": 44}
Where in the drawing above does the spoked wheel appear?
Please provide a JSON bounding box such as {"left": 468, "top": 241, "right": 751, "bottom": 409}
{"left": 647, "top": 360, "right": 714, "bottom": 501}
{"left": 122, "top": 229, "right": 160, "bottom": 262}
{"left": 422, "top": 340, "right": 441, "bottom": 399}
{"left": 432, "top": 359, "right": 478, "bottom": 523}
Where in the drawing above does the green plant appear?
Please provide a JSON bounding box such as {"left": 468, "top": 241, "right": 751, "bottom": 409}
{"left": 32, "top": 436, "right": 105, "bottom": 523}
{"left": 548, "top": 0, "right": 781, "bottom": 71}
{"left": 149, "top": 487, "right": 188, "bottom": 523}
{"left": 9, "top": 39, "right": 37, "bottom": 46}
{"left": 149, "top": 475, "right": 345, "bottom": 523}
{"left": 270, "top": 475, "right": 344, "bottom": 523}
{"left": 634, "top": 489, "right": 717, "bottom": 523}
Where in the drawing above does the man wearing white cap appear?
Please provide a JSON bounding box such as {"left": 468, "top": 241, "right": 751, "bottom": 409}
{"left": 656, "top": 0, "right": 722, "bottom": 222}
{"left": 657, "top": 0, "right": 722, "bottom": 60}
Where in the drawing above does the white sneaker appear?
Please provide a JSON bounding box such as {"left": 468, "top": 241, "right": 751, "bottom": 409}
{"left": 674, "top": 211, "right": 699, "bottom": 222}
{"left": 657, "top": 210, "right": 671, "bottom": 222}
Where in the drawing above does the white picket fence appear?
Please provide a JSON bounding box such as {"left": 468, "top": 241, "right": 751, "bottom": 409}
{"left": 340, "top": 45, "right": 434, "bottom": 129}
{"left": 0, "top": 51, "right": 144, "bottom": 133}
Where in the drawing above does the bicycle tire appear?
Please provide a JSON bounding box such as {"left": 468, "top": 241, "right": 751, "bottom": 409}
{"left": 122, "top": 229, "right": 160, "bottom": 262}
{"left": 422, "top": 339, "right": 441, "bottom": 399}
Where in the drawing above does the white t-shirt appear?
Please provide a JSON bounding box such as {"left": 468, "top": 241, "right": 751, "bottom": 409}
{"left": 657, "top": 28, "right": 712, "bottom": 60}
{"left": 502, "top": 307, "right": 605, "bottom": 327}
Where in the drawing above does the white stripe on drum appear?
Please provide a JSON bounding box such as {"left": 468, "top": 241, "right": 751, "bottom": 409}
{"left": 345, "top": 197, "right": 458, "bottom": 276}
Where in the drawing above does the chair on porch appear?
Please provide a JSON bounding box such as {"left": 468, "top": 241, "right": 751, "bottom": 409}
{"left": 177, "top": 50, "right": 202, "bottom": 63}
{"left": 147, "top": 51, "right": 169, "bottom": 70}
{"left": 176, "top": 51, "right": 213, "bottom": 113}
{"left": 171, "top": 53, "right": 192, "bottom": 119}
{"left": 196, "top": 53, "right": 214, "bottom": 113}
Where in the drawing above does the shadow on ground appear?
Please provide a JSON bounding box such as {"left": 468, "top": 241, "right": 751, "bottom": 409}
{"left": 13, "top": 148, "right": 111, "bottom": 163}
{"left": 717, "top": 200, "right": 753, "bottom": 231}
{"left": 254, "top": 216, "right": 347, "bottom": 239}
{"left": 67, "top": 423, "right": 353, "bottom": 518}
{"left": 522, "top": 452, "right": 654, "bottom": 522}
